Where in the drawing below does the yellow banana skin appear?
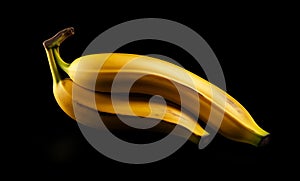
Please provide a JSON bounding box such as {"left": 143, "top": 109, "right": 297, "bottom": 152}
{"left": 54, "top": 78, "right": 205, "bottom": 143}
{"left": 45, "top": 27, "right": 270, "bottom": 147}
{"left": 58, "top": 53, "right": 269, "bottom": 146}
{"left": 53, "top": 78, "right": 207, "bottom": 137}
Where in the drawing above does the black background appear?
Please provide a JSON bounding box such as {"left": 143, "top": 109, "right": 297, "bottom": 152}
{"left": 3, "top": 2, "right": 295, "bottom": 179}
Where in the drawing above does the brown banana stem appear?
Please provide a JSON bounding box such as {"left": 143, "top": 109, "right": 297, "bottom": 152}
{"left": 43, "top": 27, "right": 74, "bottom": 49}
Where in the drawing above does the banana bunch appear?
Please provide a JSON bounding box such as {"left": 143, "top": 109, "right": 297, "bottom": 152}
{"left": 43, "top": 27, "right": 270, "bottom": 147}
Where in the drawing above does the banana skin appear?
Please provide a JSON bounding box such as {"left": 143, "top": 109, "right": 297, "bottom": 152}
{"left": 43, "top": 27, "right": 270, "bottom": 146}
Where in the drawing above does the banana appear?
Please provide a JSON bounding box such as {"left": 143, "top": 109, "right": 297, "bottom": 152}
{"left": 43, "top": 28, "right": 208, "bottom": 141}
{"left": 44, "top": 27, "right": 270, "bottom": 147}
{"left": 54, "top": 78, "right": 207, "bottom": 137}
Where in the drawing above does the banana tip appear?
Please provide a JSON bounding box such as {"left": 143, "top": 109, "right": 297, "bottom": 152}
{"left": 258, "top": 134, "right": 271, "bottom": 147}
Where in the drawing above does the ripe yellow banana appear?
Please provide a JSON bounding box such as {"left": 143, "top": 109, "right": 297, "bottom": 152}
{"left": 43, "top": 28, "right": 208, "bottom": 141}
{"left": 54, "top": 78, "right": 207, "bottom": 136}
{"left": 44, "top": 27, "right": 270, "bottom": 147}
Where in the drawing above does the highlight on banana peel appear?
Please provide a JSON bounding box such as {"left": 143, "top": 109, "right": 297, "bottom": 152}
{"left": 43, "top": 27, "right": 270, "bottom": 147}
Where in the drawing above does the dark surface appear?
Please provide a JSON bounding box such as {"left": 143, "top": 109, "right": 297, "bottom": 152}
{"left": 4, "top": 3, "right": 295, "bottom": 180}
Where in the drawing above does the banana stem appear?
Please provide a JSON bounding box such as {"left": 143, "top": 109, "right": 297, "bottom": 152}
{"left": 44, "top": 48, "right": 61, "bottom": 84}
{"left": 53, "top": 48, "right": 70, "bottom": 74}
{"left": 43, "top": 27, "right": 74, "bottom": 84}
{"left": 43, "top": 27, "right": 74, "bottom": 48}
